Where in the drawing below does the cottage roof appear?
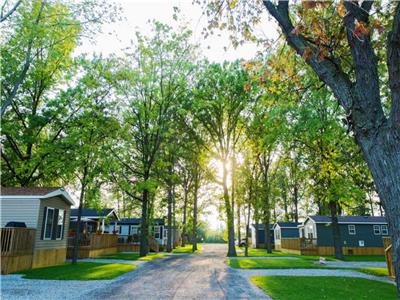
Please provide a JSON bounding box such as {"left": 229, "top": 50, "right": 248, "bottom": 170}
{"left": 308, "top": 215, "right": 387, "bottom": 224}
{"left": 1, "top": 187, "right": 61, "bottom": 195}
{"left": 251, "top": 224, "right": 274, "bottom": 230}
{"left": 275, "top": 222, "right": 301, "bottom": 228}
{"left": 118, "top": 218, "right": 165, "bottom": 225}
{"left": 0, "top": 187, "right": 74, "bottom": 205}
{"left": 70, "top": 208, "right": 118, "bottom": 220}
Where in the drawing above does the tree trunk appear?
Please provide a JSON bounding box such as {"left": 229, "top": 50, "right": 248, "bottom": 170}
{"left": 181, "top": 187, "right": 188, "bottom": 247}
{"left": 172, "top": 187, "right": 176, "bottom": 249}
{"left": 255, "top": 213, "right": 260, "bottom": 249}
{"left": 245, "top": 201, "right": 251, "bottom": 257}
{"left": 72, "top": 184, "right": 86, "bottom": 264}
{"left": 167, "top": 185, "right": 173, "bottom": 252}
{"left": 223, "top": 161, "right": 237, "bottom": 257}
{"left": 357, "top": 136, "right": 400, "bottom": 292}
{"left": 192, "top": 170, "right": 199, "bottom": 252}
{"left": 264, "top": 209, "right": 272, "bottom": 254}
{"left": 139, "top": 188, "right": 149, "bottom": 257}
{"left": 329, "top": 201, "right": 343, "bottom": 260}
{"left": 237, "top": 202, "right": 241, "bottom": 246}
{"left": 293, "top": 185, "right": 299, "bottom": 223}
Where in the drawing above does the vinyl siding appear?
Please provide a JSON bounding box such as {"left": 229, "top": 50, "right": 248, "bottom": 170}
{"left": 35, "top": 197, "right": 71, "bottom": 250}
{"left": 0, "top": 198, "right": 41, "bottom": 228}
{"left": 316, "top": 223, "right": 386, "bottom": 247}
{"left": 281, "top": 228, "right": 300, "bottom": 238}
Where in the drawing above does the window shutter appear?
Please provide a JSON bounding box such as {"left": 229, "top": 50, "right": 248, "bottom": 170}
{"left": 160, "top": 226, "right": 163, "bottom": 239}
{"left": 41, "top": 207, "right": 48, "bottom": 240}
{"left": 52, "top": 208, "right": 59, "bottom": 240}
{"left": 62, "top": 210, "right": 66, "bottom": 239}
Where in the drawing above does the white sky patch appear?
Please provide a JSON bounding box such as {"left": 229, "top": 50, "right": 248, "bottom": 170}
{"left": 76, "top": 0, "right": 277, "bottom": 63}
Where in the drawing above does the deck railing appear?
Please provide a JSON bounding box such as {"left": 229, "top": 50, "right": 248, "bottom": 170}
{"left": 1, "top": 227, "right": 35, "bottom": 256}
{"left": 383, "top": 236, "right": 395, "bottom": 278}
{"left": 67, "top": 233, "right": 118, "bottom": 249}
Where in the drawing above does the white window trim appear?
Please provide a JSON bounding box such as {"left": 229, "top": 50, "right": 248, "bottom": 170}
{"left": 348, "top": 225, "right": 356, "bottom": 235}
{"left": 373, "top": 225, "right": 381, "bottom": 235}
{"left": 381, "top": 225, "right": 388, "bottom": 235}
{"left": 154, "top": 226, "right": 160, "bottom": 239}
{"left": 130, "top": 226, "right": 138, "bottom": 234}
{"left": 44, "top": 207, "right": 55, "bottom": 240}
{"left": 56, "top": 209, "right": 64, "bottom": 240}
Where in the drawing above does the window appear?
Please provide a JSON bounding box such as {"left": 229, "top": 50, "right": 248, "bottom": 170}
{"left": 42, "top": 207, "right": 65, "bottom": 240}
{"left": 275, "top": 229, "right": 280, "bottom": 240}
{"left": 373, "top": 225, "right": 381, "bottom": 235}
{"left": 130, "top": 226, "right": 138, "bottom": 235}
{"left": 44, "top": 208, "right": 55, "bottom": 240}
{"left": 154, "top": 226, "right": 160, "bottom": 239}
{"left": 381, "top": 225, "right": 388, "bottom": 235}
{"left": 359, "top": 240, "right": 365, "bottom": 247}
{"left": 56, "top": 209, "right": 64, "bottom": 240}
{"left": 348, "top": 225, "right": 356, "bottom": 235}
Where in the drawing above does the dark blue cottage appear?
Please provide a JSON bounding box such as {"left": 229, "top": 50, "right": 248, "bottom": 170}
{"left": 251, "top": 224, "right": 274, "bottom": 248}
{"left": 299, "top": 215, "right": 389, "bottom": 255}
{"left": 273, "top": 222, "right": 301, "bottom": 250}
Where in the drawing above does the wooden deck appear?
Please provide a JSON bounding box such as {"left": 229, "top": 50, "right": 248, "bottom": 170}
{"left": 1, "top": 227, "right": 35, "bottom": 274}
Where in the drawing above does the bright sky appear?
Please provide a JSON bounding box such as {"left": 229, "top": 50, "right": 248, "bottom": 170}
{"left": 76, "top": 0, "right": 278, "bottom": 230}
{"left": 77, "top": 0, "right": 278, "bottom": 63}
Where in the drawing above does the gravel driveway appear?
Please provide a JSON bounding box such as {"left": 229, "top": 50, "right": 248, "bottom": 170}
{"left": 1, "top": 244, "right": 392, "bottom": 300}
{"left": 83, "top": 243, "right": 270, "bottom": 300}
{"left": 0, "top": 244, "right": 270, "bottom": 300}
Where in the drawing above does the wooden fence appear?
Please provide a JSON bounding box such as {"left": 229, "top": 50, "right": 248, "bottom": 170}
{"left": 281, "top": 238, "right": 301, "bottom": 250}
{"left": 383, "top": 236, "right": 395, "bottom": 278}
{"left": 1, "top": 227, "right": 36, "bottom": 274}
{"left": 67, "top": 233, "right": 118, "bottom": 258}
{"left": 1, "top": 228, "right": 35, "bottom": 256}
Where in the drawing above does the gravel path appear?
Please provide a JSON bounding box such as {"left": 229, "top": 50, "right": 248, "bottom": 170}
{"left": 0, "top": 275, "right": 114, "bottom": 300}
{"left": 324, "top": 261, "right": 387, "bottom": 268}
{"left": 0, "top": 245, "right": 392, "bottom": 300}
{"left": 0, "top": 244, "right": 270, "bottom": 300}
{"left": 236, "top": 268, "right": 395, "bottom": 285}
{"left": 83, "top": 244, "right": 271, "bottom": 300}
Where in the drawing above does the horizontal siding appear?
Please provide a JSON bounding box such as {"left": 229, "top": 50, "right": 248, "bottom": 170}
{"left": 35, "top": 197, "right": 71, "bottom": 250}
{"left": 317, "top": 223, "right": 386, "bottom": 247}
{"left": 0, "top": 198, "right": 40, "bottom": 228}
{"left": 281, "top": 228, "right": 300, "bottom": 238}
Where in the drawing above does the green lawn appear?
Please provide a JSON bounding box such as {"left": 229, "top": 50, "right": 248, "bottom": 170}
{"left": 250, "top": 276, "right": 396, "bottom": 300}
{"left": 18, "top": 262, "right": 136, "bottom": 280}
{"left": 228, "top": 258, "right": 326, "bottom": 269}
{"left": 354, "top": 267, "right": 389, "bottom": 277}
{"left": 237, "top": 247, "right": 385, "bottom": 262}
{"left": 236, "top": 248, "right": 297, "bottom": 257}
{"left": 172, "top": 244, "right": 202, "bottom": 254}
{"left": 229, "top": 258, "right": 391, "bottom": 278}
{"left": 98, "top": 252, "right": 165, "bottom": 261}
{"left": 341, "top": 255, "right": 386, "bottom": 262}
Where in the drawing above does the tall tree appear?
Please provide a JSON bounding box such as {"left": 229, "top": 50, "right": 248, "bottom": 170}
{"left": 114, "top": 22, "right": 195, "bottom": 256}
{"left": 191, "top": 62, "right": 253, "bottom": 257}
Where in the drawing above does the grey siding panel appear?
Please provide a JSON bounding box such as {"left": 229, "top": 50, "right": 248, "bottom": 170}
{"left": 316, "top": 223, "right": 386, "bottom": 247}
{"left": 35, "top": 197, "right": 71, "bottom": 250}
{"left": 0, "top": 198, "right": 40, "bottom": 228}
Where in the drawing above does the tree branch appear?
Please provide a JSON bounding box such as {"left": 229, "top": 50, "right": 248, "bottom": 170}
{"left": 263, "top": 1, "right": 354, "bottom": 114}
